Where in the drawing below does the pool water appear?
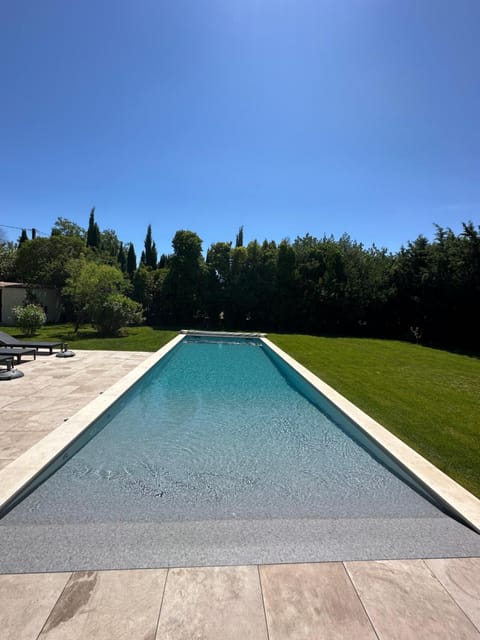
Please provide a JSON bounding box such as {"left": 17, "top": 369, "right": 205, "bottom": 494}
{"left": 2, "top": 337, "right": 445, "bottom": 524}
{"left": 2, "top": 335, "right": 479, "bottom": 572}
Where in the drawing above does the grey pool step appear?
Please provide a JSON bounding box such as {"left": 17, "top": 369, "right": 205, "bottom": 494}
{"left": 1, "top": 514, "right": 479, "bottom": 574}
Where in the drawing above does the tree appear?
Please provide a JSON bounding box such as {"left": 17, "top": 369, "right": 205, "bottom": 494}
{"left": 206, "top": 242, "right": 231, "bottom": 283}
{"left": 51, "top": 217, "right": 86, "bottom": 238}
{"left": 18, "top": 229, "right": 29, "bottom": 245}
{"left": 132, "top": 264, "right": 155, "bottom": 309}
{"left": 390, "top": 235, "right": 433, "bottom": 340}
{"left": 89, "top": 293, "right": 144, "bottom": 335}
{"left": 227, "top": 246, "right": 249, "bottom": 326}
{"left": 100, "top": 229, "right": 121, "bottom": 257}
{"left": 12, "top": 214, "right": 475, "bottom": 347}
{"left": 63, "top": 259, "right": 130, "bottom": 331}
{"left": 274, "top": 240, "right": 297, "bottom": 330}
{"left": 163, "top": 230, "right": 206, "bottom": 325}
{"left": 254, "top": 239, "right": 277, "bottom": 328}
{"left": 143, "top": 224, "right": 158, "bottom": 269}
{"left": 235, "top": 225, "right": 244, "bottom": 248}
{"left": 291, "top": 234, "right": 350, "bottom": 333}
{"left": 131, "top": 264, "right": 169, "bottom": 324}
{"left": 15, "top": 236, "right": 86, "bottom": 289}
{"left": 0, "top": 241, "right": 17, "bottom": 281}
{"left": 127, "top": 243, "right": 137, "bottom": 276}
{"left": 205, "top": 241, "right": 232, "bottom": 324}
{"left": 86, "top": 207, "right": 101, "bottom": 249}
{"left": 158, "top": 253, "right": 169, "bottom": 269}
{"left": 117, "top": 242, "right": 127, "bottom": 272}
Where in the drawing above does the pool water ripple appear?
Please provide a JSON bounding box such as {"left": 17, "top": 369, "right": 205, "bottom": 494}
{"left": 1, "top": 338, "right": 455, "bottom": 525}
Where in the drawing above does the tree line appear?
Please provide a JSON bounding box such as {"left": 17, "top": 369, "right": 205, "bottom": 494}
{"left": 0, "top": 211, "right": 479, "bottom": 348}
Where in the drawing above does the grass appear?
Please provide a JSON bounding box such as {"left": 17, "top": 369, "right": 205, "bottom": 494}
{"left": 3, "top": 324, "right": 177, "bottom": 352}
{"left": 269, "top": 334, "right": 480, "bottom": 497}
{"left": 4, "top": 323, "right": 479, "bottom": 497}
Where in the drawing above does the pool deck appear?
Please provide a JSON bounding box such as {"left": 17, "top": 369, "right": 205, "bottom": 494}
{"left": 0, "top": 350, "right": 479, "bottom": 639}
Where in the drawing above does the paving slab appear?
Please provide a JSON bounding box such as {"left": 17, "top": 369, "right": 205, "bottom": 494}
{"left": 0, "top": 572, "right": 71, "bottom": 640}
{"left": 1, "top": 409, "right": 71, "bottom": 432}
{"left": 426, "top": 558, "right": 480, "bottom": 632}
{"left": 345, "top": 559, "right": 480, "bottom": 639}
{"left": 38, "top": 569, "right": 166, "bottom": 640}
{"left": 0, "top": 349, "right": 151, "bottom": 462}
{"left": 4, "top": 395, "right": 64, "bottom": 412}
{"left": 156, "top": 566, "right": 268, "bottom": 640}
{"left": 260, "top": 562, "right": 376, "bottom": 640}
{"left": 28, "top": 383, "right": 81, "bottom": 398}
{"left": 0, "top": 458, "right": 12, "bottom": 470}
{"left": 0, "top": 430, "right": 51, "bottom": 460}
{"left": 0, "top": 395, "right": 21, "bottom": 409}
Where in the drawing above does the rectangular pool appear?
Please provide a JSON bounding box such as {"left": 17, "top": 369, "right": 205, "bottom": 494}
{"left": 1, "top": 335, "right": 479, "bottom": 572}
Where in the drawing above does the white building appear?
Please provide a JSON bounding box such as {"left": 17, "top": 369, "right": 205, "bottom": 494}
{"left": 0, "top": 282, "right": 62, "bottom": 324}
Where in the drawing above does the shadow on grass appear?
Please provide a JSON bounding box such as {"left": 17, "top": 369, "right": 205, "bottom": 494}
{"left": 422, "top": 341, "right": 480, "bottom": 361}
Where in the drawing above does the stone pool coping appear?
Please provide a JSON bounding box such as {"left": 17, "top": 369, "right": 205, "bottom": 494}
{"left": 0, "top": 331, "right": 479, "bottom": 535}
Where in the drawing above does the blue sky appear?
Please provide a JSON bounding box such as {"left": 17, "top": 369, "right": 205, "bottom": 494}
{"left": 1, "top": 0, "right": 479, "bottom": 257}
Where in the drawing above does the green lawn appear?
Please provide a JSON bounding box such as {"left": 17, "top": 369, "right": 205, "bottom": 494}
{"left": 4, "top": 324, "right": 479, "bottom": 497}
{"left": 3, "top": 324, "right": 177, "bottom": 352}
{"left": 269, "top": 334, "right": 480, "bottom": 497}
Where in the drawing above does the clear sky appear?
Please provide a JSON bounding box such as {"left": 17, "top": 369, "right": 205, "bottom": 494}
{"left": 1, "top": 0, "right": 479, "bottom": 257}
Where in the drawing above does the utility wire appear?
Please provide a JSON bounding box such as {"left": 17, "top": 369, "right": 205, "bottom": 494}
{"left": 0, "top": 223, "right": 48, "bottom": 236}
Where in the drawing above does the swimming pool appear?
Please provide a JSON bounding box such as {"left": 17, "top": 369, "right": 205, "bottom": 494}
{"left": 1, "top": 334, "right": 479, "bottom": 572}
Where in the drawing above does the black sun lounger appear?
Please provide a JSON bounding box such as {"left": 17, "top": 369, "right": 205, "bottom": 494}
{"left": 0, "top": 331, "right": 65, "bottom": 354}
{"left": 0, "top": 347, "right": 36, "bottom": 362}
{"left": 0, "top": 355, "right": 15, "bottom": 368}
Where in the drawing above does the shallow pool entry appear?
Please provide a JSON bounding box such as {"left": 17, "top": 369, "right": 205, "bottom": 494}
{"left": 1, "top": 335, "right": 479, "bottom": 572}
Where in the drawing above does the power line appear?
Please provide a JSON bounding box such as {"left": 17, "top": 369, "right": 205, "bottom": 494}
{"left": 0, "top": 224, "right": 48, "bottom": 236}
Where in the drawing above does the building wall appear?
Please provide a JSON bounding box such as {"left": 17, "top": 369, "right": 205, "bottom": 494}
{"left": 0, "top": 287, "right": 62, "bottom": 324}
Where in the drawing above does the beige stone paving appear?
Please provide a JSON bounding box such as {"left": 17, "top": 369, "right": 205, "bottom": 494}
{"left": 345, "top": 559, "right": 480, "bottom": 639}
{"left": 38, "top": 569, "right": 167, "bottom": 640}
{"left": 1, "top": 349, "right": 479, "bottom": 639}
{"left": 260, "top": 562, "right": 377, "bottom": 639}
{"left": 0, "top": 572, "right": 71, "bottom": 640}
{"left": 157, "top": 566, "right": 268, "bottom": 639}
{"left": 0, "top": 350, "right": 148, "bottom": 467}
{"left": 2, "top": 560, "right": 479, "bottom": 640}
{"left": 425, "top": 558, "right": 480, "bottom": 631}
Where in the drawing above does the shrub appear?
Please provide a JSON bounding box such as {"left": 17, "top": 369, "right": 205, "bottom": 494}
{"left": 63, "top": 259, "right": 128, "bottom": 331}
{"left": 89, "top": 294, "right": 144, "bottom": 336}
{"left": 12, "top": 304, "right": 47, "bottom": 336}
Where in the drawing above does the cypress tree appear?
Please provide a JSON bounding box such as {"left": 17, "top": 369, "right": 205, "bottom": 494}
{"left": 127, "top": 243, "right": 137, "bottom": 276}
{"left": 18, "top": 229, "right": 29, "bottom": 245}
{"left": 235, "top": 225, "right": 244, "bottom": 248}
{"left": 144, "top": 224, "right": 158, "bottom": 268}
{"left": 117, "top": 242, "right": 127, "bottom": 272}
{"left": 158, "top": 253, "right": 169, "bottom": 268}
{"left": 151, "top": 241, "right": 158, "bottom": 268}
{"left": 86, "top": 207, "right": 101, "bottom": 248}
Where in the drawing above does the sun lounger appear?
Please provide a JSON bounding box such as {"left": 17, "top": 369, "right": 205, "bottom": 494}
{"left": 0, "top": 347, "right": 36, "bottom": 362}
{"left": 0, "top": 331, "right": 65, "bottom": 354}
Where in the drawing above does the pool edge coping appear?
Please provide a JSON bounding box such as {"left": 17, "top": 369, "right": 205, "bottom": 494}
{"left": 0, "top": 332, "right": 479, "bottom": 536}
{"left": 261, "top": 337, "right": 480, "bottom": 534}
